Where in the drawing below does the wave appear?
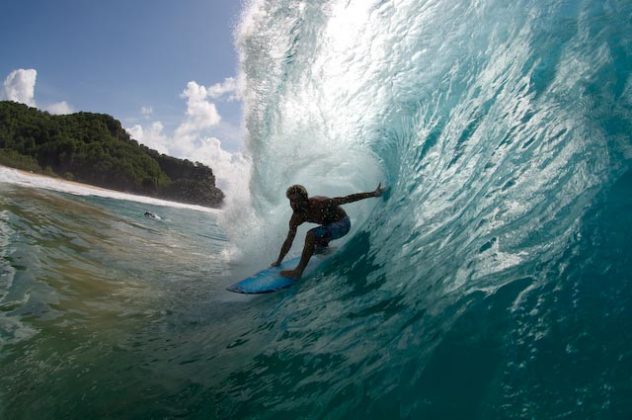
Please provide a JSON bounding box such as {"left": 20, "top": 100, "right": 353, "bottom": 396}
{"left": 236, "top": 0, "right": 631, "bottom": 286}
{"left": 220, "top": 0, "right": 632, "bottom": 416}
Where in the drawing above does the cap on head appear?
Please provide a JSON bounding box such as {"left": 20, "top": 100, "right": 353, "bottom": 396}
{"left": 286, "top": 184, "right": 308, "bottom": 200}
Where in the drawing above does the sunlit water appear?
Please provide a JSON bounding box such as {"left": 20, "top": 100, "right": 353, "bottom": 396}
{"left": 2, "top": 0, "right": 632, "bottom": 417}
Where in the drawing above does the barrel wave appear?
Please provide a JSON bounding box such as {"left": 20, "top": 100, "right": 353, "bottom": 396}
{"left": 220, "top": 0, "right": 632, "bottom": 417}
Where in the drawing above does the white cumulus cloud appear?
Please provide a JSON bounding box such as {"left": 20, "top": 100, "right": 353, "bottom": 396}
{"left": 194, "top": 136, "right": 251, "bottom": 193}
{"left": 45, "top": 101, "right": 74, "bottom": 115}
{"left": 3, "top": 69, "right": 37, "bottom": 106}
{"left": 208, "top": 77, "right": 238, "bottom": 100}
{"left": 176, "top": 81, "right": 222, "bottom": 138}
{"left": 125, "top": 78, "right": 248, "bottom": 198}
{"left": 127, "top": 121, "right": 169, "bottom": 155}
{"left": 2, "top": 68, "right": 74, "bottom": 114}
{"left": 141, "top": 106, "right": 153, "bottom": 117}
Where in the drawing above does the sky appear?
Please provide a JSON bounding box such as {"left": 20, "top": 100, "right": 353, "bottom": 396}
{"left": 1, "top": 0, "right": 248, "bottom": 190}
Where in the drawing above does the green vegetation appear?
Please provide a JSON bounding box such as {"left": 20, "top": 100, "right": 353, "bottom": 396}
{"left": 0, "top": 101, "right": 224, "bottom": 207}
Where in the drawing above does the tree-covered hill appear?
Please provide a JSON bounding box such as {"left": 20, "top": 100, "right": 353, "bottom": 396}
{"left": 0, "top": 101, "right": 224, "bottom": 207}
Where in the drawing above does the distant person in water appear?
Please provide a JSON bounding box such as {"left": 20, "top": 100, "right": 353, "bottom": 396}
{"left": 272, "top": 183, "right": 385, "bottom": 279}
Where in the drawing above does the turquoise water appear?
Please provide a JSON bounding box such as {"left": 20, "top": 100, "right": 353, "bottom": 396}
{"left": 3, "top": 0, "right": 632, "bottom": 418}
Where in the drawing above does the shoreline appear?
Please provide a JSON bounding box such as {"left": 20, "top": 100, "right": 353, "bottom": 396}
{"left": 0, "top": 164, "right": 220, "bottom": 213}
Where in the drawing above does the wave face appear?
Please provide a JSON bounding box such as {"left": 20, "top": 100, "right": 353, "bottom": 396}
{"left": 227, "top": 0, "right": 632, "bottom": 417}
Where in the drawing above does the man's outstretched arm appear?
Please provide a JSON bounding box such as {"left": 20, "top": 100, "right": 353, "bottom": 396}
{"left": 332, "top": 183, "right": 385, "bottom": 205}
{"left": 272, "top": 215, "right": 300, "bottom": 266}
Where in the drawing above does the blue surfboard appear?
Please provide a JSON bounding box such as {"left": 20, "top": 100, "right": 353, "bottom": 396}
{"left": 226, "top": 248, "right": 335, "bottom": 294}
{"left": 226, "top": 257, "right": 300, "bottom": 294}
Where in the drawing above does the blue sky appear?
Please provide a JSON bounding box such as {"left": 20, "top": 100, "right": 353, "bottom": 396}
{"left": 0, "top": 0, "right": 245, "bottom": 156}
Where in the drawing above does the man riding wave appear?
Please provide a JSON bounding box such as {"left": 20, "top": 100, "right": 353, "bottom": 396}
{"left": 272, "top": 183, "right": 384, "bottom": 279}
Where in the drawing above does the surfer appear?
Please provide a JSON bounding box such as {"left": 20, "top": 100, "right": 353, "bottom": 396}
{"left": 272, "top": 183, "right": 385, "bottom": 279}
{"left": 144, "top": 211, "right": 159, "bottom": 220}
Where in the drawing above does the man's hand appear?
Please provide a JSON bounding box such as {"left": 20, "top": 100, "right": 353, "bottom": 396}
{"left": 374, "top": 183, "right": 385, "bottom": 197}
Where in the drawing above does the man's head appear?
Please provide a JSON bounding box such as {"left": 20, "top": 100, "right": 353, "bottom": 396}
{"left": 286, "top": 184, "right": 308, "bottom": 211}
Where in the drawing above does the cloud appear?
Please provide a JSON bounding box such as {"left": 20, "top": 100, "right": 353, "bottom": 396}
{"left": 45, "top": 101, "right": 73, "bottom": 115}
{"left": 193, "top": 137, "right": 251, "bottom": 193}
{"left": 3, "top": 69, "right": 37, "bottom": 106}
{"left": 141, "top": 106, "right": 153, "bottom": 117}
{"left": 2, "top": 68, "right": 74, "bottom": 114}
{"left": 127, "top": 121, "right": 169, "bottom": 154}
{"left": 125, "top": 78, "right": 248, "bottom": 198}
{"left": 177, "top": 81, "right": 222, "bottom": 135}
{"left": 126, "top": 124, "right": 143, "bottom": 140}
{"left": 208, "top": 77, "right": 238, "bottom": 100}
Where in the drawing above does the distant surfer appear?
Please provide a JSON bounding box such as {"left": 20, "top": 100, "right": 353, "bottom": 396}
{"left": 144, "top": 211, "right": 159, "bottom": 220}
{"left": 272, "top": 183, "right": 385, "bottom": 279}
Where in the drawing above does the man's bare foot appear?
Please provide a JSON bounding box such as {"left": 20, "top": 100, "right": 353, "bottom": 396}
{"left": 280, "top": 269, "right": 301, "bottom": 280}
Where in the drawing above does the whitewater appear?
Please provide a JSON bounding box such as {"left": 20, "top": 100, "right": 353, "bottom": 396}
{"left": 2, "top": 0, "right": 632, "bottom": 418}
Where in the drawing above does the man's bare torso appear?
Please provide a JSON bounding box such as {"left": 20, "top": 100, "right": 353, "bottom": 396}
{"left": 293, "top": 196, "right": 347, "bottom": 225}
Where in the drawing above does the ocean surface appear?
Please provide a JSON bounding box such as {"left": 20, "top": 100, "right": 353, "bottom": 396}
{"left": 2, "top": 0, "right": 632, "bottom": 418}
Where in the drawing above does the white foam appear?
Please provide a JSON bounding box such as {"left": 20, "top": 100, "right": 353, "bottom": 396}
{"left": 0, "top": 165, "right": 220, "bottom": 213}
